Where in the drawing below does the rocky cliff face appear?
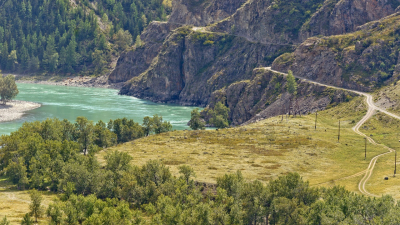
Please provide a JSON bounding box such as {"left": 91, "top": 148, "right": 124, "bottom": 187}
{"left": 210, "top": 0, "right": 399, "bottom": 44}
{"left": 109, "top": 0, "right": 400, "bottom": 125}
{"left": 110, "top": 0, "right": 400, "bottom": 84}
{"left": 300, "top": 0, "right": 398, "bottom": 40}
{"left": 210, "top": 0, "right": 303, "bottom": 44}
{"left": 208, "top": 69, "right": 356, "bottom": 125}
{"left": 108, "top": 22, "right": 180, "bottom": 83}
{"left": 120, "top": 28, "right": 282, "bottom": 106}
{"left": 272, "top": 13, "right": 400, "bottom": 92}
{"left": 169, "top": 0, "right": 247, "bottom": 26}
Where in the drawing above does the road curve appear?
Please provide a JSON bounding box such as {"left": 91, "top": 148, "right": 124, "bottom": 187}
{"left": 263, "top": 67, "right": 398, "bottom": 197}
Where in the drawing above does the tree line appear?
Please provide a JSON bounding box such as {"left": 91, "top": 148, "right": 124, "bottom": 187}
{"left": 4, "top": 165, "right": 400, "bottom": 224}
{"left": 1, "top": 115, "right": 400, "bottom": 224}
{"left": 0, "top": 115, "right": 171, "bottom": 191}
{"left": 0, "top": 0, "right": 169, "bottom": 75}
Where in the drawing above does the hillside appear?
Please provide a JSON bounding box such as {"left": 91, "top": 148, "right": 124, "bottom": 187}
{"left": 0, "top": 0, "right": 170, "bottom": 75}
{"left": 2, "top": 96, "right": 400, "bottom": 224}
{"left": 4, "top": 0, "right": 400, "bottom": 223}
{"left": 110, "top": 0, "right": 400, "bottom": 126}
{"left": 101, "top": 97, "right": 400, "bottom": 199}
{"left": 272, "top": 12, "right": 400, "bottom": 92}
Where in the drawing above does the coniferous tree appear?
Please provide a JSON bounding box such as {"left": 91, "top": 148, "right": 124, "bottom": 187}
{"left": 0, "top": 0, "right": 170, "bottom": 74}
{"left": 29, "top": 190, "right": 44, "bottom": 223}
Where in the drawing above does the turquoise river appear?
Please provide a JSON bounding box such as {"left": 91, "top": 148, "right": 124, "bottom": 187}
{"left": 0, "top": 83, "right": 199, "bottom": 135}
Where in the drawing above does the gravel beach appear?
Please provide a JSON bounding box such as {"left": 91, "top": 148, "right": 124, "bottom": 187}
{"left": 0, "top": 100, "right": 41, "bottom": 122}
{"left": 15, "top": 74, "right": 124, "bottom": 89}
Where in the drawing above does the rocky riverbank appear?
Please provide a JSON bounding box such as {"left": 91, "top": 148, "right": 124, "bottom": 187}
{"left": 0, "top": 100, "right": 41, "bottom": 122}
{"left": 14, "top": 74, "right": 124, "bottom": 89}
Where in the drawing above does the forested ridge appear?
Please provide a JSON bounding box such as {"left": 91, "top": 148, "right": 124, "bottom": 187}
{"left": 0, "top": 0, "right": 169, "bottom": 75}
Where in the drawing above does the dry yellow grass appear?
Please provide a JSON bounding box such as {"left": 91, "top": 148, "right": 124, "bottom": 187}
{"left": 358, "top": 112, "right": 400, "bottom": 198}
{"left": 4, "top": 96, "right": 400, "bottom": 221}
{"left": 99, "top": 97, "right": 395, "bottom": 197}
{"left": 0, "top": 177, "right": 56, "bottom": 225}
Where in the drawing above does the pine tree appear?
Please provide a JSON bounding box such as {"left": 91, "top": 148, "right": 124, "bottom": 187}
{"left": 20, "top": 214, "right": 33, "bottom": 225}
{"left": 29, "top": 190, "right": 44, "bottom": 223}
{"left": 66, "top": 37, "right": 77, "bottom": 72}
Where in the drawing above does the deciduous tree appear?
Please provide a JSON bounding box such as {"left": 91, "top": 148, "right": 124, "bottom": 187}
{"left": 113, "top": 29, "right": 133, "bottom": 51}
{"left": 189, "top": 108, "right": 205, "bottom": 130}
{"left": 0, "top": 75, "right": 19, "bottom": 104}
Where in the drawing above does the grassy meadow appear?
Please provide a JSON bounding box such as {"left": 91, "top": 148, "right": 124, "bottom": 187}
{"left": 360, "top": 112, "right": 400, "bottom": 199}
{"left": 98, "top": 97, "right": 392, "bottom": 196}
{"left": 3, "top": 96, "right": 400, "bottom": 223}
{"left": 0, "top": 177, "right": 55, "bottom": 224}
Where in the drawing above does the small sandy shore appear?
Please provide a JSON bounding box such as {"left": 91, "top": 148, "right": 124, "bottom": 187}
{"left": 0, "top": 100, "right": 41, "bottom": 123}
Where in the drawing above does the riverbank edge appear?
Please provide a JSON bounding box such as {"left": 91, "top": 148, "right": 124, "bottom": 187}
{"left": 0, "top": 100, "right": 42, "bottom": 123}
{"left": 11, "top": 73, "right": 124, "bottom": 89}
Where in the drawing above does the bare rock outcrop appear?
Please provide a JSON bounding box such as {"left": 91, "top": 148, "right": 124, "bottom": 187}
{"left": 208, "top": 69, "right": 356, "bottom": 125}
{"left": 272, "top": 14, "right": 400, "bottom": 92}
{"left": 108, "top": 22, "right": 181, "bottom": 83}
{"left": 169, "top": 0, "right": 247, "bottom": 26}
{"left": 120, "top": 28, "right": 281, "bottom": 106}
{"left": 300, "top": 0, "right": 398, "bottom": 40}
{"left": 211, "top": 0, "right": 399, "bottom": 44}
{"left": 109, "top": 0, "right": 400, "bottom": 125}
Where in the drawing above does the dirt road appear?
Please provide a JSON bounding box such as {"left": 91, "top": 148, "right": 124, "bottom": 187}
{"left": 264, "top": 67, "right": 398, "bottom": 197}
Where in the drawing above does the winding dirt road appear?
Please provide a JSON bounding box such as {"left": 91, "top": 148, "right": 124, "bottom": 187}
{"left": 264, "top": 67, "right": 398, "bottom": 197}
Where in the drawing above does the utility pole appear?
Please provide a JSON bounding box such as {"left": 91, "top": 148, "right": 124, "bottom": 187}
{"left": 315, "top": 110, "right": 318, "bottom": 130}
{"left": 395, "top": 150, "right": 397, "bottom": 176}
{"left": 338, "top": 120, "right": 340, "bottom": 142}
{"left": 365, "top": 137, "right": 367, "bottom": 160}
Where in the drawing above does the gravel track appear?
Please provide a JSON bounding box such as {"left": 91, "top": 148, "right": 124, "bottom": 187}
{"left": 264, "top": 67, "right": 398, "bottom": 197}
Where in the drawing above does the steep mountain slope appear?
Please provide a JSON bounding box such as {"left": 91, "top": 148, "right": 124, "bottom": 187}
{"left": 108, "top": 22, "right": 181, "bottom": 83}
{"left": 211, "top": 0, "right": 399, "bottom": 44}
{"left": 110, "top": 0, "right": 400, "bottom": 125}
{"left": 169, "top": 0, "right": 248, "bottom": 26}
{"left": 119, "top": 28, "right": 282, "bottom": 106}
{"left": 300, "top": 0, "right": 399, "bottom": 39}
{"left": 109, "top": 0, "right": 250, "bottom": 84}
{"left": 272, "top": 12, "right": 400, "bottom": 92}
{"left": 0, "top": 0, "right": 169, "bottom": 75}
